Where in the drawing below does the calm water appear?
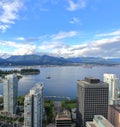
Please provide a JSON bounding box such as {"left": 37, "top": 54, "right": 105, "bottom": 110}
{"left": 0, "top": 66, "right": 120, "bottom": 99}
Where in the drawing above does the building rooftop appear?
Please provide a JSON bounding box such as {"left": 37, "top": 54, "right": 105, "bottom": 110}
{"left": 86, "top": 115, "right": 114, "bottom": 127}
{"left": 55, "top": 110, "right": 71, "bottom": 121}
{"left": 30, "top": 83, "right": 43, "bottom": 94}
{"left": 4, "top": 74, "right": 17, "bottom": 80}
{"left": 109, "top": 105, "right": 120, "bottom": 113}
{"left": 25, "top": 83, "right": 43, "bottom": 97}
{"left": 77, "top": 77, "right": 108, "bottom": 88}
{"left": 94, "top": 115, "right": 114, "bottom": 127}
{"left": 86, "top": 122, "right": 97, "bottom": 127}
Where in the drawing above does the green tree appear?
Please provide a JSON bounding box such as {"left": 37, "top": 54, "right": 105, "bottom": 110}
{"left": 18, "top": 96, "right": 24, "bottom": 106}
{"left": 0, "top": 97, "right": 3, "bottom": 104}
{"left": 44, "top": 100, "right": 55, "bottom": 123}
{"left": 18, "top": 117, "right": 24, "bottom": 122}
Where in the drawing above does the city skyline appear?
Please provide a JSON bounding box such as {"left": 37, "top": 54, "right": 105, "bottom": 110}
{"left": 0, "top": 0, "right": 120, "bottom": 58}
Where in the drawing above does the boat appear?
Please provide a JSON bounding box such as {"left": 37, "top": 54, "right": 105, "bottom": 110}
{"left": 46, "top": 76, "right": 51, "bottom": 79}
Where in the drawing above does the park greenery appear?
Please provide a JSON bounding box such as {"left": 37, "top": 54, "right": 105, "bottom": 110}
{"left": 0, "top": 97, "right": 3, "bottom": 104}
{"left": 18, "top": 96, "right": 24, "bottom": 106}
{"left": 0, "top": 68, "right": 40, "bottom": 77}
{"left": 20, "top": 69, "right": 40, "bottom": 75}
{"left": 0, "top": 115, "right": 16, "bottom": 123}
{"left": 61, "top": 99, "right": 76, "bottom": 110}
{"left": 44, "top": 100, "right": 55, "bottom": 124}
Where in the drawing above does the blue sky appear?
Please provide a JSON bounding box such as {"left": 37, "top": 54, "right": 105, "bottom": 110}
{"left": 0, "top": 0, "right": 120, "bottom": 58}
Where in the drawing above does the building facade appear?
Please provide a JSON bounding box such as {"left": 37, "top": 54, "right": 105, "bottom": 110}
{"left": 3, "top": 74, "right": 18, "bottom": 114}
{"left": 108, "top": 105, "right": 120, "bottom": 127}
{"left": 24, "top": 83, "right": 43, "bottom": 127}
{"left": 77, "top": 77, "right": 109, "bottom": 127}
{"left": 104, "top": 73, "right": 119, "bottom": 105}
{"left": 86, "top": 115, "right": 114, "bottom": 127}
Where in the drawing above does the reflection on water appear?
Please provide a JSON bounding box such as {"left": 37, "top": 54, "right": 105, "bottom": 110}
{"left": 0, "top": 66, "right": 120, "bottom": 99}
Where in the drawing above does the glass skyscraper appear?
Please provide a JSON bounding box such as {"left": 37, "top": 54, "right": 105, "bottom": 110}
{"left": 24, "top": 83, "right": 43, "bottom": 127}
{"left": 3, "top": 74, "right": 18, "bottom": 114}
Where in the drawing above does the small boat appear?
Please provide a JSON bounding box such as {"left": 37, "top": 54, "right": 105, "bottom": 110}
{"left": 46, "top": 76, "right": 51, "bottom": 79}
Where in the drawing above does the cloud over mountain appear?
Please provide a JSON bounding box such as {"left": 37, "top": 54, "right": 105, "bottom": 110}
{"left": 0, "top": 30, "right": 120, "bottom": 58}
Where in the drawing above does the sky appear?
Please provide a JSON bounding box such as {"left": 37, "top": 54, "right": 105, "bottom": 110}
{"left": 0, "top": 0, "right": 120, "bottom": 58}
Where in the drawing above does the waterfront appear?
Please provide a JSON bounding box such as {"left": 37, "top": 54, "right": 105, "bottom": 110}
{"left": 0, "top": 66, "right": 120, "bottom": 99}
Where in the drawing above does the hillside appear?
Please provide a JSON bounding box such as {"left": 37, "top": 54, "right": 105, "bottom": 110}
{"left": 6, "top": 54, "right": 69, "bottom": 65}
{"left": 0, "top": 54, "right": 120, "bottom": 66}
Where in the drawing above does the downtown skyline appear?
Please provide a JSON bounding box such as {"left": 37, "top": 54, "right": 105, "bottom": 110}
{"left": 0, "top": 0, "right": 120, "bottom": 58}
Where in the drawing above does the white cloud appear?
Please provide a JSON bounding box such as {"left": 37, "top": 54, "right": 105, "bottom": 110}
{"left": 0, "top": 0, "right": 23, "bottom": 32}
{"left": 69, "top": 17, "right": 80, "bottom": 24}
{"left": 67, "top": 0, "right": 86, "bottom": 11}
{"left": 0, "top": 24, "right": 9, "bottom": 32}
{"left": 13, "top": 45, "right": 36, "bottom": 55}
{"left": 93, "top": 36, "right": 120, "bottom": 47}
{"left": 52, "top": 31, "right": 78, "bottom": 40}
{"left": 0, "top": 40, "right": 36, "bottom": 56}
{"left": 39, "top": 41, "right": 69, "bottom": 50}
{"left": 1, "top": 30, "right": 120, "bottom": 58}
{"left": 69, "top": 36, "right": 120, "bottom": 58}
{"left": 38, "top": 35, "right": 120, "bottom": 58}
{"left": 96, "top": 30, "right": 120, "bottom": 37}
{"left": 16, "top": 37, "right": 25, "bottom": 41}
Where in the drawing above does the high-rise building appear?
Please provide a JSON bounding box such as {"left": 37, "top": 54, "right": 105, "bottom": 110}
{"left": 77, "top": 77, "right": 109, "bottom": 127}
{"left": 3, "top": 74, "right": 18, "bottom": 114}
{"left": 104, "top": 73, "right": 119, "bottom": 105}
{"left": 86, "top": 115, "right": 114, "bottom": 127}
{"left": 24, "top": 83, "right": 43, "bottom": 127}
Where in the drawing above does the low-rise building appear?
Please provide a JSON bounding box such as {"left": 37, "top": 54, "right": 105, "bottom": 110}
{"left": 86, "top": 115, "right": 114, "bottom": 127}
{"left": 55, "top": 110, "right": 72, "bottom": 127}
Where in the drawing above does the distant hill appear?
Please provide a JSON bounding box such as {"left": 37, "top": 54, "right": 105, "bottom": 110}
{"left": 106, "top": 58, "right": 120, "bottom": 63}
{"left": 67, "top": 57, "right": 120, "bottom": 65}
{"left": 0, "top": 54, "right": 120, "bottom": 66}
{"left": 67, "top": 57, "right": 105, "bottom": 63}
{"left": 0, "top": 58, "right": 7, "bottom": 65}
{"left": 6, "top": 54, "right": 69, "bottom": 65}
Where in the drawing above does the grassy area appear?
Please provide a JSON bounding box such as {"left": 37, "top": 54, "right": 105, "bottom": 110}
{"left": 61, "top": 99, "right": 76, "bottom": 110}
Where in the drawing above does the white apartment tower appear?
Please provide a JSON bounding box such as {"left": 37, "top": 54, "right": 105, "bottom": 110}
{"left": 104, "top": 73, "right": 118, "bottom": 105}
{"left": 3, "top": 74, "right": 18, "bottom": 114}
{"left": 24, "top": 83, "right": 43, "bottom": 127}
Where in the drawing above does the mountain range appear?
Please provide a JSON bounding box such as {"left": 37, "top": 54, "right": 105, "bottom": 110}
{"left": 0, "top": 54, "right": 120, "bottom": 66}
